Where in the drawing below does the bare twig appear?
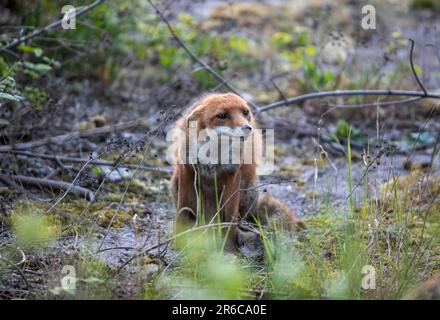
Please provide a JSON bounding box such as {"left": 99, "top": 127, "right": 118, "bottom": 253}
{"left": 269, "top": 78, "right": 288, "bottom": 107}
{"left": 0, "top": 174, "right": 94, "bottom": 201}
{"left": 146, "top": 0, "right": 259, "bottom": 111}
{"left": 0, "top": 119, "right": 147, "bottom": 152}
{"left": 0, "top": 0, "right": 106, "bottom": 53}
{"left": 257, "top": 90, "right": 440, "bottom": 113}
{"left": 408, "top": 38, "right": 428, "bottom": 95}
{"left": 47, "top": 153, "right": 105, "bottom": 212}
{"left": 0, "top": 150, "right": 171, "bottom": 175}
{"left": 322, "top": 96, "right": 422, "bottom": 109}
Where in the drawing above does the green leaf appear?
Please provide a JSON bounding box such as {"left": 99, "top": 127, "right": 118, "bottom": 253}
{"left": 18, "top": 43, "right": 44, "bottom": 57}
{"left": 22, "top": 61, "right": 52, "bottom": 73}
{"left": 91, "top": 166, "right": 103, "bottom": 175}
{"left": 81, "top": 276, "right": 105, "bottom": 284}
{"left": 322, "top": 70, "right": 335, "bottom": 84}
{"left": 304, "top": 45, "right": 317, "bottom": 57}
{"left": 271, "top": 32, "right": 292, "bottom": 48}
{"left": 11, "top": 206, "right": 58, "bottom": 249}
{"left": 0, "top": 92, "right": 21, "bottom": 101}
{"left": 335, "top": 119, "right": 351, "bottom": 140}
{"left": 0, "top": 119, "right": 11, "bottom": 126}
{"left": 335, "top": 120, "right": 366, "bottom": 143}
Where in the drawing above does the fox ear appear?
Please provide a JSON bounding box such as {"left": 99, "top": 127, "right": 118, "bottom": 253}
{"left": 186, "top": 107, "right": 202, "bottom": 127}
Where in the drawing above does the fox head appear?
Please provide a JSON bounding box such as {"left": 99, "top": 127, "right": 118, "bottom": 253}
{"left": 186, "top": 93, "right": 255, "bottom": 138}
{"left": 169, "top": 92, "right": 263, "bottom": 168}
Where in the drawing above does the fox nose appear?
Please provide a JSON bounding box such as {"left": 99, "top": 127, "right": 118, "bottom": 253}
{"left": 243, "top": 124, "right": 253, "bottom": 132}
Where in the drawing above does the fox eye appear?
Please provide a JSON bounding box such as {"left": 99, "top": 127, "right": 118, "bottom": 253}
{"left": 243, "top": 110, "right": 249, "bottom": 116}
{"left": 216, "top": 112, "right": 228, "bottom": 119}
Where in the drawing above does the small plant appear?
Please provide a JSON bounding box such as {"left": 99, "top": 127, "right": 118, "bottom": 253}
{"left": 145, "top": 230, "right": 254, "bottom": 299}
{"left": 10, "top": 204, "right": 58, "bottom": 250}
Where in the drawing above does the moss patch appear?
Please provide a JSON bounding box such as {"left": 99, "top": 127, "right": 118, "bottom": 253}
{"left": 57, "top": 199, "right": 132, "bottom": 229}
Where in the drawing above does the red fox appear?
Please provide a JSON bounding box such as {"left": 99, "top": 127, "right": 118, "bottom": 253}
{"left": 169, "top": 92, "right": 297, "bottom": 248}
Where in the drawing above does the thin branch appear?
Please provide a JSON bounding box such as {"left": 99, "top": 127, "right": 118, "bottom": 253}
{"left": 0, "top": 174, "right": 94, "bottom": 201}
{"left": 257, "top": 89, "right": 440, "bottom": 113}
{"left": 408, "top": 38, "right": 428, "bottom": 95}
{"left": 322, "top": 96, "right": 422, "bottom": 109}
{"left": 270, "top": 77, "right": 288, "bottom": 107}
{"left": 146, "top": 0, "right": 259, "bottom": 111}
{"left": 0, "top": 119, "right": 147, "bottom": 152}
{"left": 0, "top": 150, "right": 171, "bottom": 175}
{"left": 0, "top": 0, "right": 106, "bottom": 53}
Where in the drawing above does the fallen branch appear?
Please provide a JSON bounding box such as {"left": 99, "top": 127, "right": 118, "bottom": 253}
{"left": 0, "top": 0, "right": 106, "bottom": 53}
{"left": 0, "top": 174, "right": 94, "bottom": 201}
{"left": 0, "top": 150, "right": 171, "bottom": 175}
{"left": 0, "top": 119, "right": 147, "bottom": 152}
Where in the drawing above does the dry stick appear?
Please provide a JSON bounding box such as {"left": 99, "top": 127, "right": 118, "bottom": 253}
{"left": 323, "top": 96, "right": 422, "bottom": 109}
{"left": 0, "top": 173, "right": 94, "bottom": 201}
{"left": 146, "top": 0, "right": 259, "bottom": 111}
{"left": 270, "top": 78, "right": 289, "bottom": 107}
{"left": 46, "top": 152, "right": 105, "bottom": 213}
{"left": 0, "top": 119, "right": 147, "bottom": 152}
{"left": 257, "top": 89, "right": 440, "bottom": 113}
{"left": 0, "top": 0, "right": 106, "bottom": 53}
{"left": 408, "top": 38, "right": 428, "bottom": 95}
{"left": 0, "top": 150, "right": 171, "bottom": 175}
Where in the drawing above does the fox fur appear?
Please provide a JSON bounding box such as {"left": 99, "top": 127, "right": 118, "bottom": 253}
{"left": 169, "top": 92, "right": 298, "bottom": 248}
